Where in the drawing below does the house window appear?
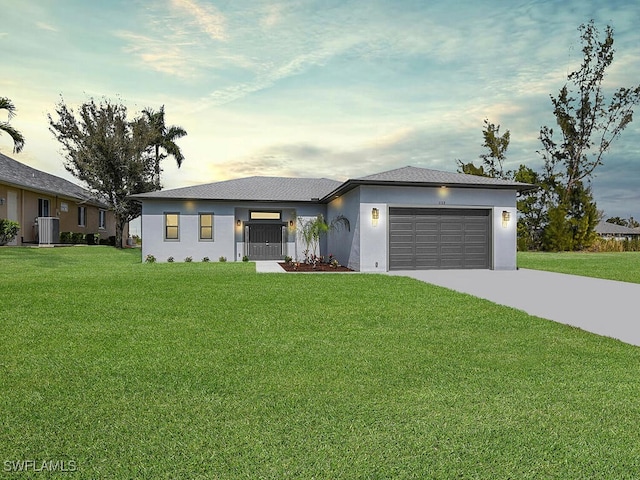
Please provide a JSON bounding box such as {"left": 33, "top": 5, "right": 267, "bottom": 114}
{"left": 98, "top": 210, "right": 106, "bottom": 230}
{"left": 199, "top": 213, "right": 213, "bottom": 241}
{"left": 78, "top": 206, "right": 86, "bottom": 227}
{"left": 165, "top": 213, "right": 179, "bottom": 240}
{"left": 38, "top": 198, "right": 50, "bottom": 217}
{"left": 250, "top": 211, "right": 281, "bottom": 220}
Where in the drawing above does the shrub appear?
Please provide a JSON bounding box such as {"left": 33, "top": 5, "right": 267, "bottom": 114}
{"left": 71, "top": 232, "right": 85, "bottom": 244}
{"left": 185, "top": 256, "right": 193, "bottom": 263}
{"left": 218, "top": 256, "right": 227, "bottom": 262}
{"left": 202, "top": 257, "right": 210, "bottom": 262}
{"left": 167, "top": 256, "right": 174, "bottom": 263}
{"left": 60, "top": 231, "right": 73, "bottom": 244}
{"left": 284, "top": 255, "right": 292, "bottom": 263}
{"left": 108, "top": 236, "right": 116, "bottom": 247}
{"left": 242, "top": 255, "right": 249, "bottom": 262}
{"left": 0, "top": 219, "right": 20, "bottom": 246}
{"left": 145, "top": 254, "right": 156, "bottom": 263}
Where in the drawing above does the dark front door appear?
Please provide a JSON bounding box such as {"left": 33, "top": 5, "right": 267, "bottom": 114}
{"left": 248, "top": 224, "right": 283, "bottom": 260}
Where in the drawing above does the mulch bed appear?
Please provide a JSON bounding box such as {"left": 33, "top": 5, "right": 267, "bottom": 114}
{"left": 278, "top": 262, "right": 354, "bottom": 272}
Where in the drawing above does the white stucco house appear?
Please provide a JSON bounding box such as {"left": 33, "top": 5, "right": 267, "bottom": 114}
{"left": 130, "top": 166, "right": 534, "bottom": 271}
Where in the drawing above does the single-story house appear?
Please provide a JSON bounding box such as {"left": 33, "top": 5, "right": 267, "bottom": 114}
{"left": 595, "top": 220, "right": 640, "bottom": 240}
{"left": 0, "top": 152, "right": 118, "bottom": 245}
{"left": 131, "top": 166, "right": 533, "bottom": 271}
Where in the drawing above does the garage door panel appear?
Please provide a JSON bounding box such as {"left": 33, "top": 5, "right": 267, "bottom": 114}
{"left": 441, "top": 234, "right": 464, "bottom": 243}
{"left": 465, "top": 234, "right": 488, "bottom": 243}
{"left": 415, "top": 234, "right": 438, "bottom": 243}
{"left": 389, "top": 208, "right": 491, "bottom": 270}
{"left": 415, "top": 246, "right": 438, "bottom": 255}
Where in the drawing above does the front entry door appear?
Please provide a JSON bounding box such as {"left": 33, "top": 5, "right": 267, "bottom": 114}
{"left": 248, "top": 224, "right": 283, "bottom": 260}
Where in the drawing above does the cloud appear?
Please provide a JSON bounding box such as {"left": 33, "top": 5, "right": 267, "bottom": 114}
{"left": 170, "top": 0, "right": 226, "bottom": 41}
{"left": 35, "top": 21, "right": 58, "bottom": 32}
{"left": 113, "top": 30, "right": 196, "bottom": 78}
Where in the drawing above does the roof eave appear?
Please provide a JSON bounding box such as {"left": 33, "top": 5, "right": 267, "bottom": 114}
{"left": 0, "top": 178, "right": 108, "bottom": 207}
{"left": 321, "top": 179, "right": 537, "bottom": 201}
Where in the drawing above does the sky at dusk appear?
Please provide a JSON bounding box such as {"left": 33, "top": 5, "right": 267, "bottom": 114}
{"left": 1, "top": 0, "right": 639, "bottom": 219}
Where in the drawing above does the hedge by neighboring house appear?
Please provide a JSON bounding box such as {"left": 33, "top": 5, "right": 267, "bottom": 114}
{"left": 0, "top": 152, "right": 120, "bottom": 246}
{"left": 595, "top": 220, "right": 640, "bottom": 240}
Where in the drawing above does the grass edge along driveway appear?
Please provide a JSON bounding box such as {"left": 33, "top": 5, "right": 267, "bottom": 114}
{"left": 1, "top": 247, "right": 639, "bottom": 479}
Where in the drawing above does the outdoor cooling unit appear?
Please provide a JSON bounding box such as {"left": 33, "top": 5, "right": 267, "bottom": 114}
{"left": 37, "top": 217, "right": 60, "bottom": 245}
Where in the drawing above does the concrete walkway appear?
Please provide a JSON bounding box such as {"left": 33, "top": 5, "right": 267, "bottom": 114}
{"left": 255, "top": 261, "right": 286, "bottom": 273}
{"left": 388, "top": 269, "right": 640, "bottom": 347}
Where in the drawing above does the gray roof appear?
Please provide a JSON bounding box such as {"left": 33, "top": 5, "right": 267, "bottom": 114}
{"left": 356, "top": 166, "right": 532, "bottom": 188}
{"left": 130, "top": 165, "right": 535, "bottom": 203}
{"left": 0, "top": 152, "right": 105, "bottom": 206}
{"left": 131, "top": 176, "right": 343, "bottom": 202}
{"left": 596, "top": 220, "right": 640, "bottom": 236}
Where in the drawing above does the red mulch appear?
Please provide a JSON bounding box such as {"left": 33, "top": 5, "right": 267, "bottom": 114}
{"left": 278, "top": 262, "right": 354, "bottom": 272}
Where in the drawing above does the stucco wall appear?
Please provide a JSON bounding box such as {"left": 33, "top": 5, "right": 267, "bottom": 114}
{"left": 357, "top": 185, "right": 519, "bottom": 271}
{"left": 327, "top": 187, "right": 361, "bottom": 270}
{"left": 141, "top": 200, "right": 327, "bottom": 262}
{"left": 0, "top": 182, "right": 116, "bottom": 244}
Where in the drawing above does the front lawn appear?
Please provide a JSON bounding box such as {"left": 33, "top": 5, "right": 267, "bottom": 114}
{"left": 2, "top": 247, "right": 639, "bottom": 478}
{"left": 518, "top": 251, "right": 640, "bottom": 284}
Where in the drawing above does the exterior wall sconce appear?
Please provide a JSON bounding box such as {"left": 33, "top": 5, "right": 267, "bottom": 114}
{"left": 0, "top": 197, "right": 4, "bottom": 205}
{"left": 236, "top": 219, "right": 241, "bottom": 227}
{"left": 501, "top": 210, "right": 511, "bottom": 228}
{"left": 372, "top": 207, "right": 379, "bottom": 227}
{"left": 289, "top": 220, "right": 294, "bottom": 227}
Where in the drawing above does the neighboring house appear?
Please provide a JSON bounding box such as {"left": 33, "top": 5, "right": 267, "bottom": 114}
{"left": 0, "top": 152, "right": 118, "bottom": 245}
{"left": 131, "top": 166, "right": 534, "bottom": 271}
{"left": 595, "top": 220, "right": 640, "bottom": 240}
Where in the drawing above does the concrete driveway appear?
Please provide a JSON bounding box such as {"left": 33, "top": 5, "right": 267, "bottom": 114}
{"left": 387, "top": 269, "right": 640, "bottom": 347}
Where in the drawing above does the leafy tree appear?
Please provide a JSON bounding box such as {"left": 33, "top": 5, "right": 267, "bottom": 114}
{"left": 605, "top": 216, "right": 640, "bottom": 228}
{"left": 538, "top": 21, "right": 640, "bottom": 250}
{"left": 513, "top": 165, "right": 546, "bottom": 251}
{"left": 479, "top": 119, "right": 511, "bottom": 179}
{"left": 456, "top": 160, "right": 487, "bottom": 177}
{"left": 48, "top": 98, "right": 156, "bottom": 248}
{"left": 456, "top": 119, "right": 510, "bottom": 179}
{"left": 606, "top": 216, "right": 627, "bottom": 226}
{"left": 0, "top": 96, "right": 25, "bottom": 153}
{"left": 141, "top": 105, "right": 187, "bottom": 188}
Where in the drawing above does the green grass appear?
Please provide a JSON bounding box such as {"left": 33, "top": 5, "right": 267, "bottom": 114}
{"left": 2, "top": 247, "right": 640, "bottom": 478}
{"left": 518, "top": 251, "right": 640, "bottom": 284}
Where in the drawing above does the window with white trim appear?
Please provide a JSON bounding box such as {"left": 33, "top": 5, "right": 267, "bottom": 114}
{"left": 98, "top": 210, "right": 106, "bottom": 230}
{"left": 78, "top": 206, "right": 86, "bottom": 227}
{"left": 38, "top": 198, "right": 50, "bottom": 217}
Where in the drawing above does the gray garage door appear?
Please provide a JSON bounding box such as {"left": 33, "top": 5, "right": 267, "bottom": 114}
{"left": 389, "top": 208, "right": 491, "bottom": 270}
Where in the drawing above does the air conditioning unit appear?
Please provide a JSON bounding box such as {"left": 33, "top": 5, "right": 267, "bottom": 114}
{"left": 37, "top": 217, "right": 60, "bottom": 245}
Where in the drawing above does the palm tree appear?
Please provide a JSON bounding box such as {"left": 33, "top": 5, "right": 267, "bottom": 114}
{"left": 141, "top": 105, "right": 187, "bottom": 188}
{"left": 0, "top": 97, "right": 25, "bottom": 153}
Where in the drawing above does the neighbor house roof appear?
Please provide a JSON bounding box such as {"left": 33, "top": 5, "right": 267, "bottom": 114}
{"left": 130, "top": 176, "right": 343, "bottom": 202}
{"left": 0, "top": 152, "right": 106, "bottom": 206}
{"left": 595, "top": 220, "right": 640, "bottom": 236}
{"left": 130, "top": 165, "right": 535, "bottom": 203}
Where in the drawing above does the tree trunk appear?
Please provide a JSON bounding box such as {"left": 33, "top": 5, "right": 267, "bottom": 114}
{"left": 115, "top": 216, "right": 127, "bottom": 249}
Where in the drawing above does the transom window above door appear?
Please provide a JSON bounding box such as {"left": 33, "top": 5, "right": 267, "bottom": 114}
{"left": 250, "top": 211, "right": 281, "bottom": 220}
